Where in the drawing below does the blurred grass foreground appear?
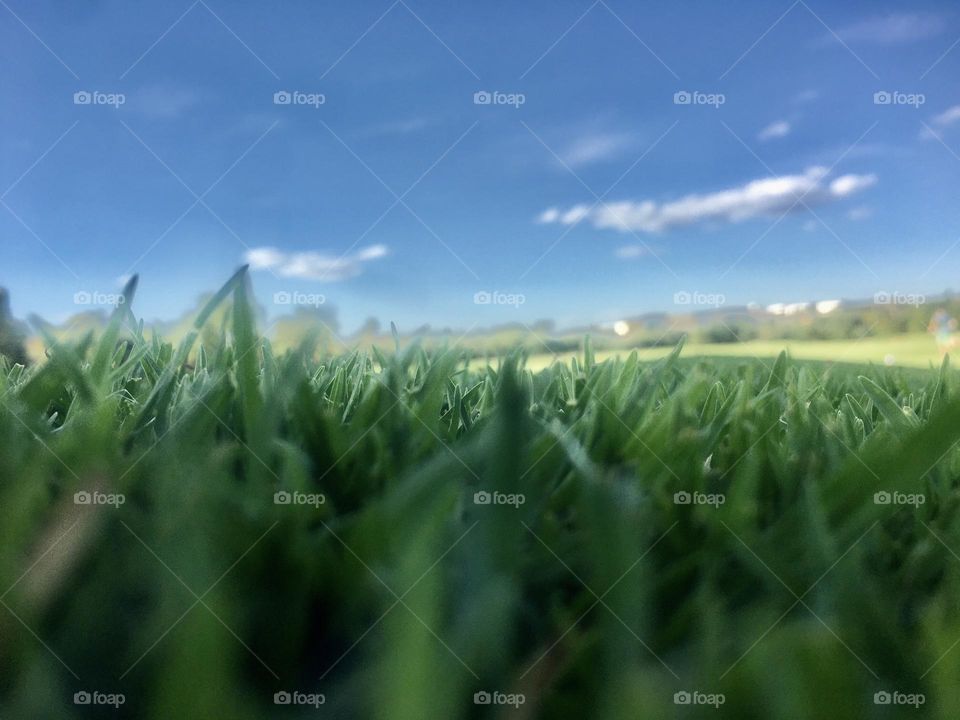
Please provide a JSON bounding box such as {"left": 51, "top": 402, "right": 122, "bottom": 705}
{"left": 4, "top": 268, "right": 960, "bottom": 718}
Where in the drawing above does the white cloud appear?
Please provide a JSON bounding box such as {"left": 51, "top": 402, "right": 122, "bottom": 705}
{"left": 615, "top": 245, "right": 649, "bottom": 259}
{"left": 758, "top": 120, "right": 791, "bottom": 141}
{"left": 832, "top": 13, "right": 943, "bottom": 44}
{"left": 246, "top": 247, "right": 287, "bottom": 270}
{"left": 536, "top": 207, "right": 560, "bottom": 224}
{"left": 847, "top": 206, "right": 873, "bottom": 221}
{"left": 561, "top": 205, "right": 591, "bottom": 224}
{"left": 560, "top": 133, "right": 635, "bottom": 167}
{"left": 244, "top": 245, "right": 388, "bottom": 281}
{"left": 354, "top": 244, "right": 389, "bottom": 261}
{"left": 535, "top": 205, "right": 589, "bottom": 225}
{"left": 538, "top": 167, "right": 876, "bottom": 234}
{"left": 830, "top": 173, "right": 877, "bottom": 197}
{"left": 792, "top": 89, "right": 819, "bottom": 104}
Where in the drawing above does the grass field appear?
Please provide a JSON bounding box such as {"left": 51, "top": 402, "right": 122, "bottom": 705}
{"left": 519, "top": 333, "right": 943, "bottom": 372}
{"left": 3, "top": 270, "right": 960, "bottom": 718}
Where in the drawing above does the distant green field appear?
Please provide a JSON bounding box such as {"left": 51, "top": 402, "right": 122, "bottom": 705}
{"left": 520, "top": 333, "right": 944, "bottom": 371}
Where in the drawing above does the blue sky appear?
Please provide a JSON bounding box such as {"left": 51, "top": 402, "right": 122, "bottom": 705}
{"left": 1, "top": 0, "right": 959, "bottom": 333}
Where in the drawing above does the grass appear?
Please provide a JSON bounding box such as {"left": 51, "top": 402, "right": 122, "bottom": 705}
{"left": 3, "top": 270, "right": 960, "bottom": 718}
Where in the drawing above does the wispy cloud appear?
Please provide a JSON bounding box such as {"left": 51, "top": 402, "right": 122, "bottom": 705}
{"left": 359, "top": 116, "right": 436, "bottom": 137}
{"left": 536, "top": 206, "right": 591, "bottom": 224}
{"left": 615, "top": 245, "right": 650, "bottom": 259}
{"left": 134, "top": 83, "right": 202, "bottom": 120}
{"left": 921, "top": 105, "right": 960, "bottom": 139}
{"left": 933, "top": 106, "right": 960, "bottom": 127}
{"left": 830, "top": 13, "right": 944, "bottom": 44}
{"left": 758, "top": 120, "right": 791, "bottom": 141}
{"left": 559, "top": 132, "right": 636, "bottom": 168}
{"left": 538, "top": 167, "right": 876, "bottom": 234}
{"left": 245, "top": 245, "right": 388, "bottom": 281}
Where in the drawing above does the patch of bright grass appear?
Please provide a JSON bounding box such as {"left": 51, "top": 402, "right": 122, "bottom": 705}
{"left": 518, "top": 333, "right": 942, "bottom": 372}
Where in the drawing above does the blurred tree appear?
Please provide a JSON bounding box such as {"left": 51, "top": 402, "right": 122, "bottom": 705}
{"left": 0, "top": 288, "right": 28, "bottom": 365}
{"left": 701, "top": 324, "right": 756, "bottom": 344}
{"left": 272, "top": 305, "right": 341, "bottom": 353}
{"left": 356, "top": 317, "right": 381, "bottom": 337}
